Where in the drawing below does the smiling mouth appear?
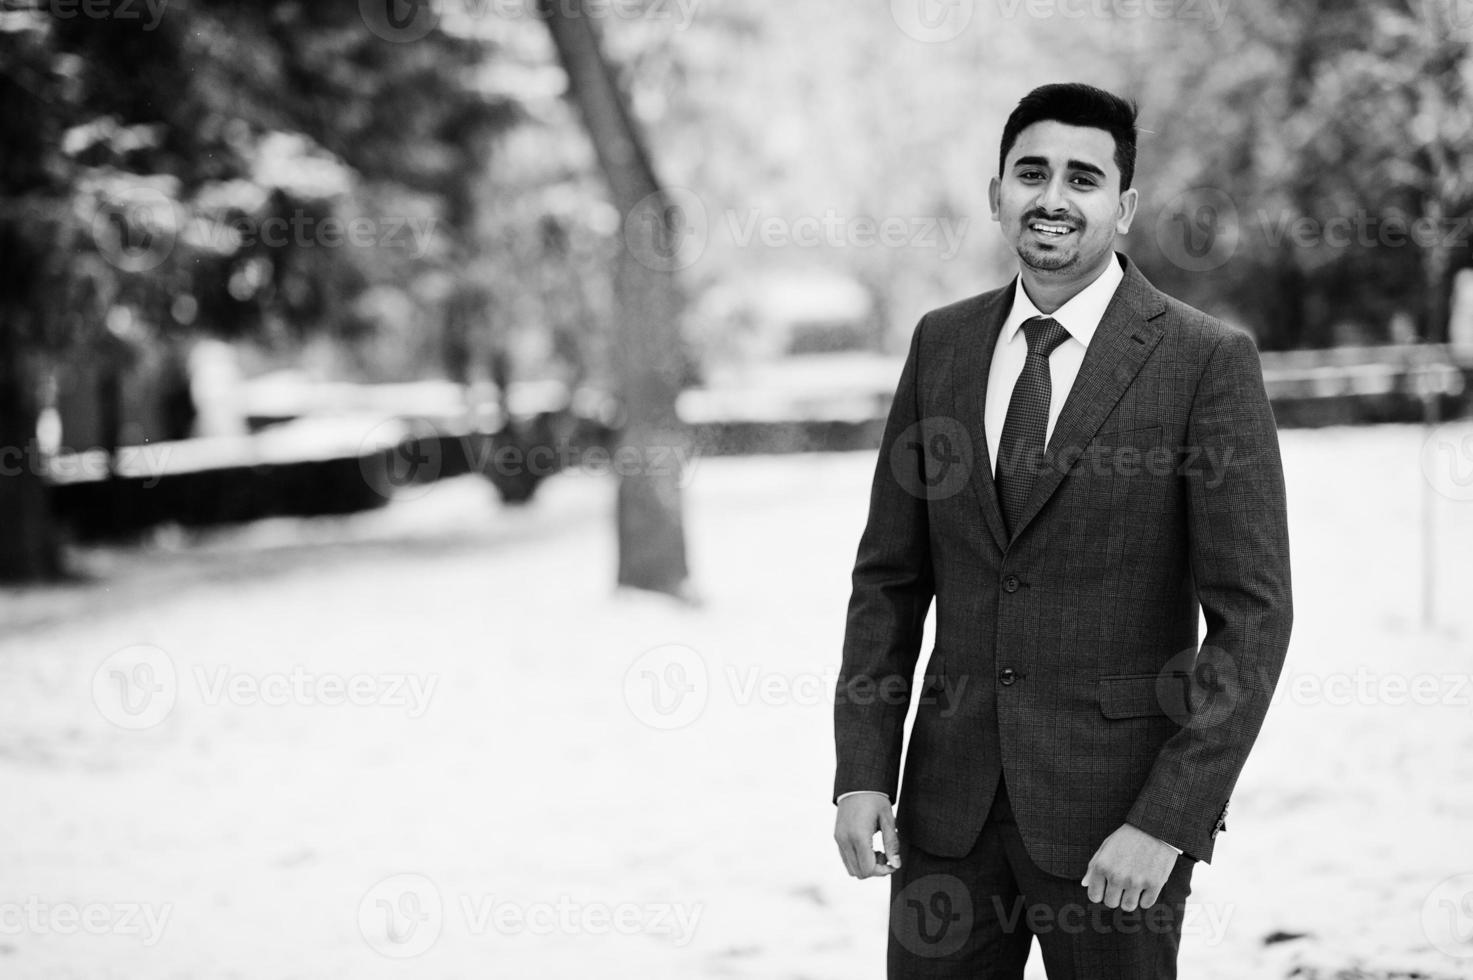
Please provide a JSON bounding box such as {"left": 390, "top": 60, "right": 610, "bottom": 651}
{"left": 1028, "top": 220, "right": 1076, "bottom": 239}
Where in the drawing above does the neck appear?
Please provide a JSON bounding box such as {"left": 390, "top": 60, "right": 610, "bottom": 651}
{"left": 1018, "top": 252, "right": 1114, "bottom": 314}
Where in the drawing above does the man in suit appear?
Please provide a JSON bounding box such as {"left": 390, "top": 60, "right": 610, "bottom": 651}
{"left": 831, "top": 83, "right": 1293, "bottom": 978}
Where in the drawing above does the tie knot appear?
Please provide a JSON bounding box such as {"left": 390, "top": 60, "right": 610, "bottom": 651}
{"left": 1022, "top": 316, "right": 1070, "bottom": 359}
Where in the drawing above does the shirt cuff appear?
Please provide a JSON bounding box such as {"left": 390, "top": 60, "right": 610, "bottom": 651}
{"left": 1126, "top": 820, "right": 1183, "bottom": 855}
{"left": 1151, "top": 834, "right": 1183, "bottom": 855}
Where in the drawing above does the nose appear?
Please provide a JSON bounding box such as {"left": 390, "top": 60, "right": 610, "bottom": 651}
{"left": 1035, "top": 175, "right": 1068, "bottom": 215}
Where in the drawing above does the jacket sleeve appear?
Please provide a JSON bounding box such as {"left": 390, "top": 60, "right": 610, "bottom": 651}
{"left": 1126, "top": 327, "right": 1294, "bottom": 858}
{"left": 833, "top": 316, "right": 936, "bottom": 804}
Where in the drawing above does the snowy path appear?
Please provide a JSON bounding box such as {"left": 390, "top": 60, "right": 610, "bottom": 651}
{"left": 0, "top": 423, "right": 1470, "bottom": 978}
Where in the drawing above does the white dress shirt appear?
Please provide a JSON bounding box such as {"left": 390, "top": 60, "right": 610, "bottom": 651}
{"left": 985, "top": 252, "right": 1123, "bottom": 473}
{"left": 838, "top": 253, "right": 1182, "bottom": 857}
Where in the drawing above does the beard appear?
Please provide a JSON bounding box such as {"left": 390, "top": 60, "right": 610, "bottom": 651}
{"left": 1013, "top": 211, "right": 1101, "bottom": 273}
{"left": 1017, "top": 236, "right": 1079, "bottom": 271}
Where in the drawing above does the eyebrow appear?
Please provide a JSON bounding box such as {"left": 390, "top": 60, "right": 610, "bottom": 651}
{"left": 1012, "top": 156, "right": 1107, "bottom": 179}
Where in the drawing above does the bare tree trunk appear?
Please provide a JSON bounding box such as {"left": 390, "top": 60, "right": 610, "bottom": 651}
{"left": 0, "top": 318, "right": 64, "bottom": 583}
{"left": 541, "top": 0, "right": 691, "bottom": 598}
{"left": 1422, "top": 199, "right": 1452, "bottom": 344}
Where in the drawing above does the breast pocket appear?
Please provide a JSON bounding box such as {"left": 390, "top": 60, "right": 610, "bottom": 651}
{"left": 1074, "top": 424, "right": 1175, "bottom": 491}
{"left": 1092, "top": 424, "right": 1163, "bottom": 451}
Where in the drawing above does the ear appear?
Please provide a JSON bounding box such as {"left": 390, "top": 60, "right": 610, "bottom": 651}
{"left": 1115, "top": 186, "right": 1139, "bottom": 235}
{"left": 988, "top": 176, "right": 1001, "bottom": 222}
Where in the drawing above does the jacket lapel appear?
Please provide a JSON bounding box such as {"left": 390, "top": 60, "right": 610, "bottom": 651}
{"left": 954, "top": 282, "right": 1013, "bottom": 554}
{"left": 951, "top": 255, "right": 1171, "bottom": 552}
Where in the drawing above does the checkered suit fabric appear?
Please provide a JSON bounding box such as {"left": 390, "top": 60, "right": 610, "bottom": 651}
{"left": 833, "top": 254, "right": 1294, "bottom": 878}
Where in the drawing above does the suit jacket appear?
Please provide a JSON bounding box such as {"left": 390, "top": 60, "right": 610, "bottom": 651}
{"left": 833, "top": 253, "right": 1293, "bottom": 878}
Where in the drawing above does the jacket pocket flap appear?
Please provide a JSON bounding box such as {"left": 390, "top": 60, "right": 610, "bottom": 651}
{"left": 1092, "top": 424, "right": 1164, "bottom": 449}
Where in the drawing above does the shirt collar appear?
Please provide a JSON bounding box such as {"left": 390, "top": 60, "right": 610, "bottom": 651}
{"left": 1001, "top": 251, "right": 1125, "bottom": 350}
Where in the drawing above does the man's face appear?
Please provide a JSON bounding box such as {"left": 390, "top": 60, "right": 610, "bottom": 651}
{"left": 989, "top": 120, "right": 1137, "bottom": 276}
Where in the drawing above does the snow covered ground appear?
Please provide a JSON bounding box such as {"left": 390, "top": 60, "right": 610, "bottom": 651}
{"left": 0, "top": 422, "right": 1470, "bottom": 979}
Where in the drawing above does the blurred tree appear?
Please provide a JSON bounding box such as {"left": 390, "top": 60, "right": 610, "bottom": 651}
{"left": 0, "top": 0, "right": 518, "bottom": 581}
{"left": 541, "top": 0, "right": 691, "bottom": 598}
{"left": 0, "top": 16, "right": 89, "bottom": 580}
{"left": 1369, "top": 0, "right": 1473, "bottom": 344}
{"left": 1129, "top": 0, "right": 1473, "bottom": 348}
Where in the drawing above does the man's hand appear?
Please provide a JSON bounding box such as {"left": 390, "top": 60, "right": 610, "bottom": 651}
{"left": 834, "top": 792, "right": 901, "bottom": 878}
{"left": 1080, "top": 823, "right": 1178, "bottom": 910}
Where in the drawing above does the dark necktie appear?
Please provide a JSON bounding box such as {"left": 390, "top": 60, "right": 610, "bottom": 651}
{"left": 996, "top": 316, "right": 1070, "bottom": 537}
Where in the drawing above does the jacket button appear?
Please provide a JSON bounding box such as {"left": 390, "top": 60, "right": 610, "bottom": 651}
{"left": 999, "top": 668, "right": 1017, "bottom": 686}
{"left": 1003, "top": 575, "right": 1020, "bottom": 593}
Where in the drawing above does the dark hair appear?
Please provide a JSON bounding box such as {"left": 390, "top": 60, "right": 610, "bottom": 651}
{"left": 998, "top": 83, "right": 1139, "bottom": 192}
